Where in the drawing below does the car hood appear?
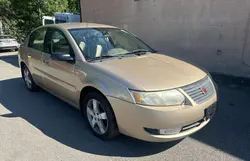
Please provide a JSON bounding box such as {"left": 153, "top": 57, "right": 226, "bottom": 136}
{"left": 94, "top": 54, "right": 207, "bottom": 91}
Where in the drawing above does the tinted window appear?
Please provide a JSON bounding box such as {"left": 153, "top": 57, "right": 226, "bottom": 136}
{"left": 28, "top": 28, "right": 46, "bottom": 52}
{"left": 52, "top": 30, "right": 70, "bottom": 54}
{"left": 44, "top": 19, "right": 55, "bottom": 25}
{"left": 55, "top": 19, "right": 67, "bottom": 24}
{"left": 44, "top": 29, "right": 73, "bottom": 56}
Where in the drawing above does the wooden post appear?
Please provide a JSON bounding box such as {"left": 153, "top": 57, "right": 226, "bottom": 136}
{"left": 79, "top": 0, "right": 83, "bottom": 22}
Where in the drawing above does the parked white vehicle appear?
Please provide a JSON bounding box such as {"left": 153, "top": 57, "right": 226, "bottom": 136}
{"left": 42, "top": 16, "right": 56, "bottom": 26}
{"left": 55, "top": 13, "right": 80, "bottom": 23}
{"left": 0, "top": 35, "right": 20, "bottom": 51}
{"left": 42, "top": 13, "right": 80, "bottom": 25}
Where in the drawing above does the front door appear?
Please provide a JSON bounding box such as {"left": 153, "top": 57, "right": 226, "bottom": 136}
{"left": 42, "top": 28, "right": 77, "bottom": 105}
{"left": 27, "top": 28, "right": 47, "bottom": 85}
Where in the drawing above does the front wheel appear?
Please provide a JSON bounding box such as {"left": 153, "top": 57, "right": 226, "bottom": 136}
{"left": 21, "top": 65, "right": 39, "bottom": 91}
{"left": 82, "top": 92, "right": 119, "bottom": 140}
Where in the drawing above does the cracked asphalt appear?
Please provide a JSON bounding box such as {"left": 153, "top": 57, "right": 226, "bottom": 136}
{"left": 0, "top": 51, "right": 249, "bottom": 161}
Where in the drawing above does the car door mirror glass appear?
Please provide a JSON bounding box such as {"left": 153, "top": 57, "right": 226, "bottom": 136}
{"left": 51, "top": 52, "right": 74, "bottom": 62}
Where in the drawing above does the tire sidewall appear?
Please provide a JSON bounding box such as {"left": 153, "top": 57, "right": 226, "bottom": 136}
{"left": 82, "top": 92, "right": 118, "bottom": 140}
{"left": 21, "top": 65, "right": 37, "bottom": 91}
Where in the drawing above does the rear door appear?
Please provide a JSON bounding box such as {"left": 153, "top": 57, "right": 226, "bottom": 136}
{"left": 26, "top": 28, "right": 47, "bottom": 85}
{"left": 42, "top": 27, "right": 77, "bottom": 104}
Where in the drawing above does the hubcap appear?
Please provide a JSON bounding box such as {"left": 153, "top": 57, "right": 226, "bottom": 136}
{"left": 86, "top": 99, "right": 108, "bottom": 134}
{"left": 23, "top": 68, "right": 32, "bottom": 89}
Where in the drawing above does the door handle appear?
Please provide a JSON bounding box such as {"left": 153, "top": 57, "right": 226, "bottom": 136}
{"left": 27, "top": 53, "right": 31, "bottom": 59}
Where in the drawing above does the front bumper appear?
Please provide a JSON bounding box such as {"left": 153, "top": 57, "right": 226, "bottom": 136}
{"left": 108, "top": 95, "right": 217, "bottom": 142}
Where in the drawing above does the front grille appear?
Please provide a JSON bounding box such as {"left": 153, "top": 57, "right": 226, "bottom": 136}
{"left": 182, "top": 76, "right": 215, "bottom": 104}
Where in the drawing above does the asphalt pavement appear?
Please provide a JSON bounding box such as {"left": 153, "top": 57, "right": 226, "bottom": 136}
{"left": 0, "top": 51, "right": 249, "bottom": 161}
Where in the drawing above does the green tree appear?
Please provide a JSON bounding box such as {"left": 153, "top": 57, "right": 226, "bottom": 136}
{"left": 0, "top": 0, "right": 72, "bottom": 41}
{"left": 67, "top": 0, "right": 79, "bottom": 12}
{"left": 42, "top": 0, "right": 69, "bottom": 15}
{"left": 0, "top": 0, "right": 19, "bottom": 38}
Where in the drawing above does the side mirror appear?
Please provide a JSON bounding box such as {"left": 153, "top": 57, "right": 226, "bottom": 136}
{"left": 51, "top": 52, "right": 74, "bottom": 62}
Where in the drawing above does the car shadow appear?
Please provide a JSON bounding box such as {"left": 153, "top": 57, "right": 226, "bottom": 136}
{"left": 0, "top": 78, "right": 180, "bottom": 157}
{"left": 1, "top": 54, "right": 249, "bottom": 159}
{"left": 191, "top": 74, "right": 250, "bottom": 160}
{"left": 0, "top": 54, "right": 19, "bottom": 67}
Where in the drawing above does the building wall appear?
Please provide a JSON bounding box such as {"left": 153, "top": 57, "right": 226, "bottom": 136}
{"left": 80, "top": 0, "right": 250, "bottom": 77}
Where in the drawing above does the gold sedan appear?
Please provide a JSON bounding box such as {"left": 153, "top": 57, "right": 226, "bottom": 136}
{"left": 18, "top": 23, "right": 217, "bottom": 142}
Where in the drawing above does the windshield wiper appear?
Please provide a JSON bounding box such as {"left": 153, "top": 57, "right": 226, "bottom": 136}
{"left": 123, "top": 49, "right": 149, "bottom": 56}
{"left": 87, "top": 55, "right": 114, "bottom": 62}
{"left": 88, "top": 49, "right": 150, "bottom": 62}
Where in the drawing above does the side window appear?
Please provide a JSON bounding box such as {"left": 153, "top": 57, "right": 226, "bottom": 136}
{"left": 46, "top": 29, "right": 72, "bottom": 56}
{"left": 28, "top": 28, "right": 46, "bottom": 52}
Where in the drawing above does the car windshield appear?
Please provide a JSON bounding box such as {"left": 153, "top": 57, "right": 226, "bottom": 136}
{"left": 69, "top": 28, "right": 155, "bottom": 61}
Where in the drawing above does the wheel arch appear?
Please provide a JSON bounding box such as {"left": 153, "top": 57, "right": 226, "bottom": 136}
{"left": 20, "top": 61, "right": 28, "bottom": 76}
{"left": 79, "top": 86, "right": 116, "bottom": 117}
{"left": 80, "top": 86, "right": 106, "bottom": 106}
{"left": 79, "top": 86, "right": 119, "bottom": 128}
{"left": 20, "top": 61, "right": 26, "bottom": 68}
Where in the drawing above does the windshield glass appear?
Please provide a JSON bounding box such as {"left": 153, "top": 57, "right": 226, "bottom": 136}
{"left": 69, "top": 28, "right": 155, "bottom": 61}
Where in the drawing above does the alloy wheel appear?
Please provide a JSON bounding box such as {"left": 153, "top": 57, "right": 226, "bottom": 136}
{"left": 86, "top": 99, "right": 108, "bottom": 135}
{"left": 23, "top": 68, "right": 32, "bottom": 89}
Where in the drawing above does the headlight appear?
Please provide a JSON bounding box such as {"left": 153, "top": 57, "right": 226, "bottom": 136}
{"left": 130, "top": 89, "right": 185, "bottom": 106}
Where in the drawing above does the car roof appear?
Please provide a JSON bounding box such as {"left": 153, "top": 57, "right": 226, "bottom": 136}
{"left": 44, "top": 23, "right": 118, "bottom": 30}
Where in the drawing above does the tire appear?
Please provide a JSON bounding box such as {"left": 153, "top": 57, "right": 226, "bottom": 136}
{"left": 21, "top": 65, "right": 39, "bottom": 92}
{"left": 82, "top": 92, "right": 119, "bottom": 140}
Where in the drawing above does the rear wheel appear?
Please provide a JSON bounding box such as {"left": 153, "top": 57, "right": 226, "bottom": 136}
{"left": 21, "top": 65, "right": 39, "bottom": 91}
{"left": 82, "top": 92, "right": 119, "bottom": 140}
